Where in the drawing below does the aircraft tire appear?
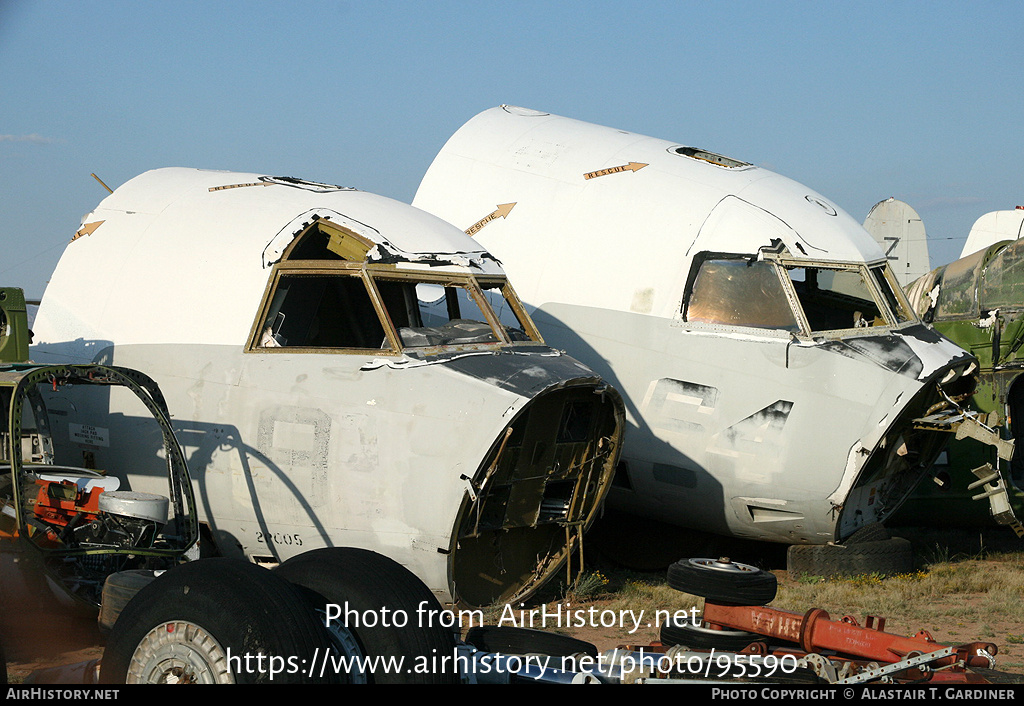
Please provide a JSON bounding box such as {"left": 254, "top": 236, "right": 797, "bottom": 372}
{"left": 465, "top": 625, "right": 598, "bottom": 658}
{"left": 659, "top": 617, "right": 765, "bottom": 651}
{"left": 786, "top": 537, "right": 913, "bottom": 579}
{"left": 666, "top": 558, "right": 778, "bottom": 605}
{"left": 99, "top": 558, "right": 332, "bottom": 684}
{"left": 98, "top": 570, "right": 160, "bottom": 634}
{"left": 843, "top": 523, "right": 890, "bottom": 544}
{"left": 275, "top": 547, "right": 459, "bottom": 684}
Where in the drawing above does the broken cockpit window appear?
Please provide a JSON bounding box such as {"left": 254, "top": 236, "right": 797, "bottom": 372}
{"left": 249, "top": 223, "right": 541, "bottom": 352}
{"left": 256, "top": 273, "right": 388, "bottom": 349}
{"left": 373, "top": 275, "right": 534, "bottom": 347}
{"left": 785, "top": 264, "right": 913, "bottom": 332}
{"left": 787, "top": 266, "right": 883, "bottom": 330}
{"left": 684, "top": 258, "right": 800, "bottom": 331}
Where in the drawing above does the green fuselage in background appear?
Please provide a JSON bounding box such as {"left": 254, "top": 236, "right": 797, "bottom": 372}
{"left": 894, "top": 239, "right": 1024, "bottom": 527}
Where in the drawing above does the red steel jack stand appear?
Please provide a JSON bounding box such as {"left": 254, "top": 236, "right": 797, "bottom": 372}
{"left": 701, "top": 601, "right": 997, "bottom": 668}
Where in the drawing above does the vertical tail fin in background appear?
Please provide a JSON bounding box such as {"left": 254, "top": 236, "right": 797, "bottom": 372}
{"left": 958, "top": 208, "right": 1024, "bottom": 259}
{"left": 863, "top": 197, "right": 931, "bottom": 287}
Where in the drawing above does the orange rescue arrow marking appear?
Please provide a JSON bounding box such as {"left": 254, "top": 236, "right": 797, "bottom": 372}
{"left": 71, "top": 221, "right": 105, "bottom": 242}
{"left": 465, "top": 203, "right": 516, "bottom": 237}
{"left": 208, "top": 182, "right": 276, "bottom": 192}
{"left": 583, "top": 162, "right": 648, "bottom": 180}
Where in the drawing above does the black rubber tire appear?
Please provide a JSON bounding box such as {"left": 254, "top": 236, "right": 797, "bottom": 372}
{"left": 844, "top": 523, "right": 890, "bottom": 544}
{"left": 465, "top": 626, "right": 598, "bottom": 658}
{"left": 274, "top": 547, "right": 459, "bottom": 684}
{"left": 786, "top": 537, "right": 914, "bottom": 578}
{"left": 98, "top": 570, "right": 160, "bottom": 634}
{"left": 667, "top": 558, "right": 778, "bottom": 605}
{"left": 659, "top": 618, "right": 765, "bottom": 651}
{"left": 99, "top": 558, "right": 332, "bottom": 684}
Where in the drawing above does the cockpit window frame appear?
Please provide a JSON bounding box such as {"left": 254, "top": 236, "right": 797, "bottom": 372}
{"left": 774, "top": 257, "right": 914, "bottom": 334}
{"left": 681, "top": 251, "right": 921, "bottom": 339}
{"left": 245, "top": 261, "right": 544, "bottom": 355}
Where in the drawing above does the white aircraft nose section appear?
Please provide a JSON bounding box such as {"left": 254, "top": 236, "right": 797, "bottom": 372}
{"left": 413, "top": 106, "right": 979, "bottom": 546}
{"left": 32, "top": 167, "right": 628, "bottom": 606}
{"left": 688, "top": 195, "right": 799, "bottom": 259}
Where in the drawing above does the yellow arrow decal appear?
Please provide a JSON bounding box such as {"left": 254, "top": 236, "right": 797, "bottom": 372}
{"left": 465, "top": 203, "right": 516, "bottom": 237}
{"left": 208, "top": 181, "right": 276, "bottom": 192}
{"left": 583, "top": 162, "right": 648, "bottom": 180}
{"left": 71, "top": 220, "right": 105, "bottom": 242}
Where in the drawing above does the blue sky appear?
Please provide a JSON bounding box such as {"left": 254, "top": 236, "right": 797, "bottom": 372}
{"left": 2, "top": 1, "right": 1022, "bottom": 300}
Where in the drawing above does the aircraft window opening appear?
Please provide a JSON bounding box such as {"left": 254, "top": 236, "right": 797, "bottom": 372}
{"left": 872, "top": 266, "right": 915, "bottom": 324}
{"left": 476, "top": 280, "right": 534, "bottom": 342}
{"left": 684, "top": 258, "right": 800, "bottom": 331}
{"left": 374, "top": 276, "right": 524, "bottom": 348}
{"left": 670, "top": 146, "right": 751, "bottom": 169}
{"left": 785, "top": 265, "right": 887, "bottom": 332}
{"left": 282, "top": 217, "right": 373, "bottom": 262}
{"left": 256, "top": 273, "right": 388, "bottom": 350}
{"left": 252, "top": 269, "right": 542, "bottom": 353}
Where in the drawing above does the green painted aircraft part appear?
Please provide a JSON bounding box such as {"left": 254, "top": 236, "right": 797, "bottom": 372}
{"left": 0, "top": 288, "right": 29, "bottom": 364}
{"left": 896, "top": 239, "right": 1024, "bottom": 530}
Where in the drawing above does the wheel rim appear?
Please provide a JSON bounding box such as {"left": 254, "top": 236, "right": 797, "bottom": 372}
{"left": 127, "top": 621, "right": 234, "bottom": 684}
{"left": 316, "top": 608, "right": 368, "bottom": 684}
{"left": 688, "top": 557, "right": 761, "bottom": 574}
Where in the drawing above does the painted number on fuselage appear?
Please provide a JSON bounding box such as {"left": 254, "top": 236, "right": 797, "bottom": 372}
{"left": 256, "top": 530, "right": 303, "bottom": 547}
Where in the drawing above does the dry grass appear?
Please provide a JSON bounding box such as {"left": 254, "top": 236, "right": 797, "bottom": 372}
{"left": 774, "top": 541, "right": 1024, "bottom": 652}
{"left": 470, "top": 527, "right": 1024, "bottom": 675}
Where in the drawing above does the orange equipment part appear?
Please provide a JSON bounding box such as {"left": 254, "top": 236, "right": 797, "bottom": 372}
{"left": 31, "top": 478, "right": 104, "bottom": 527}
{"left": 702, "top": 601, "right": 997, "bottom": 668}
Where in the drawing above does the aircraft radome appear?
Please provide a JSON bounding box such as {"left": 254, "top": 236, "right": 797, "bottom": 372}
{"left": 413, "top": 105, "right": 981, "bottom": 547}
{"left": 32, "top": 168, "right": 625, "bottom": 607}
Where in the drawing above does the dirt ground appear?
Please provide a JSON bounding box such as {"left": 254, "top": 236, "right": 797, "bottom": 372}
{"left": 3, "top": 606, "right": 104, "bottom": 683}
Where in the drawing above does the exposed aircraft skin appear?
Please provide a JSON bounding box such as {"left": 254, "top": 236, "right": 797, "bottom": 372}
{"left": 413, "top": 106, "right": 979, "bottom": 545}
{"left": 32, "top": 168, "right": 625, "bottom": 606}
